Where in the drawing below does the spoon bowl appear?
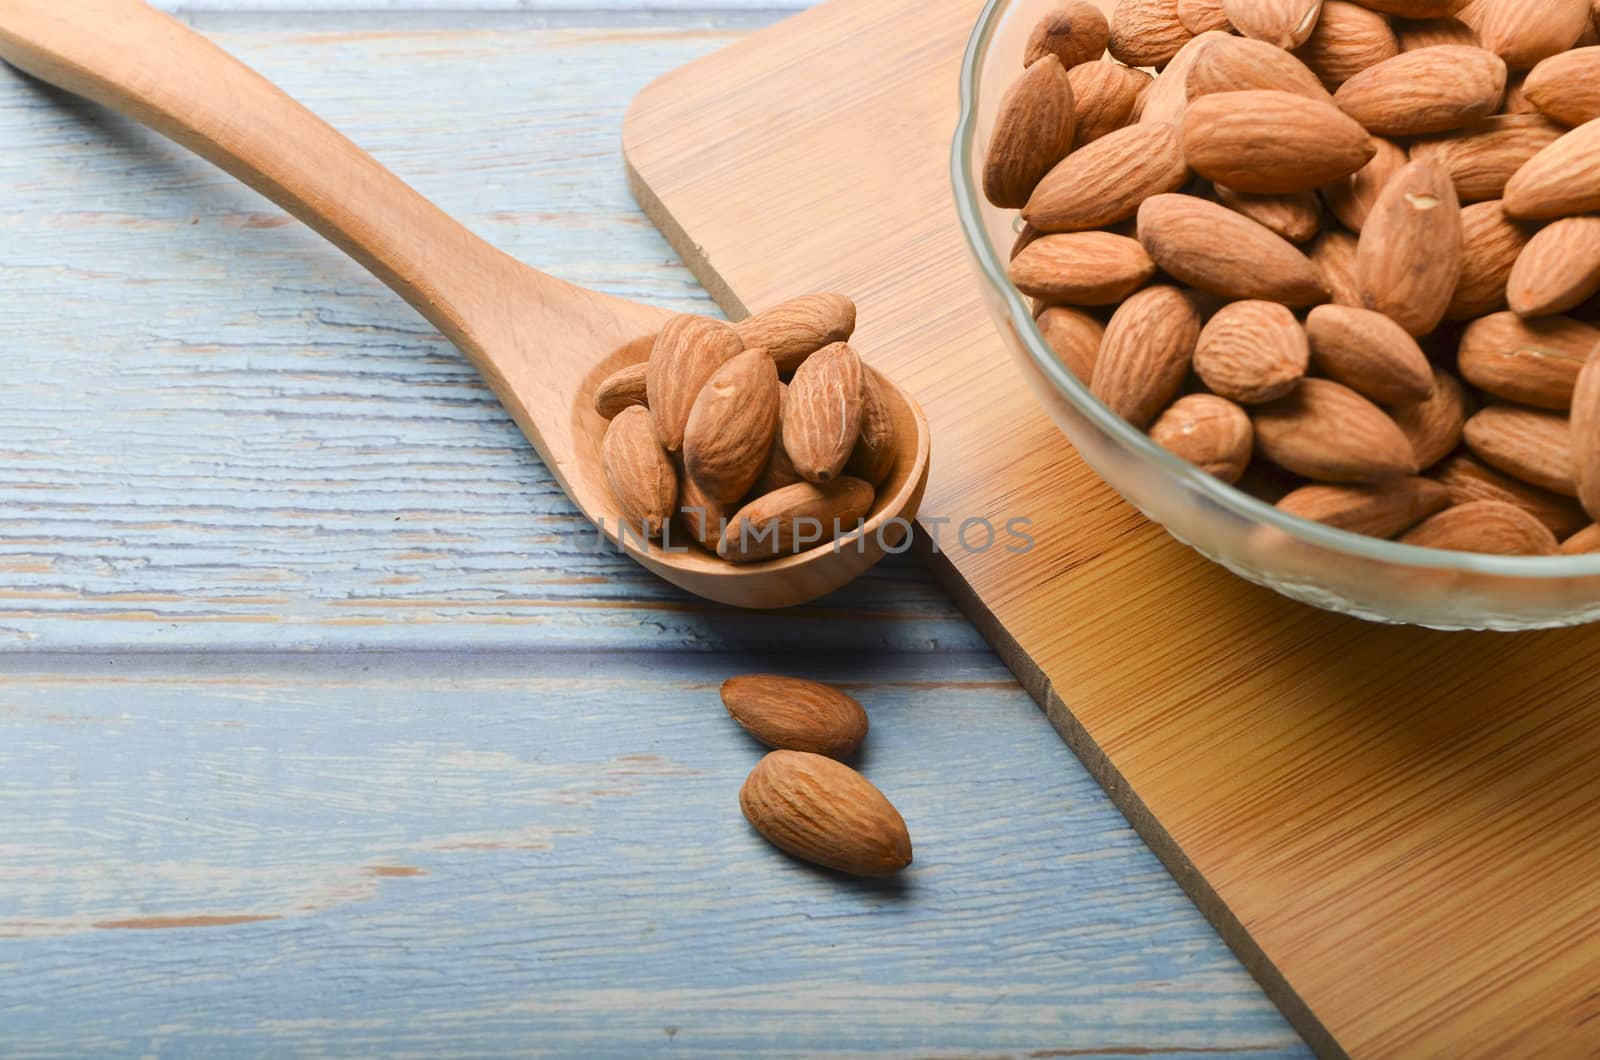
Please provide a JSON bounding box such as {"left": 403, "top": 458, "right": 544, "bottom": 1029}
{"left": 0, "top": 0, "right": 930, "bottom": 609}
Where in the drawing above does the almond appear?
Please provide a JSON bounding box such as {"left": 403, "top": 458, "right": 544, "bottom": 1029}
{"left": 751, "top": 382, "right": 803, "bottom": 496}
{"left": 1502, "top": 72, "right": 1536, "bottom": 114}
{"left": 1027, "top": 2, "right": 1114, "bottom": 68}
{"left": 1351, "top": 0, "right": 1455, "bottom": 16}
{"left": 984, "top": 55, "right": 1078, "bottom": 209}
{"left": 1025, "top": 122, "right": 1191, "bottom": 232}
{"left": 1356, "top": 160, "right": 1463, "bottom": 335}
{"left": 1399, "top": 499, "right": 1560, "bottom": 554}
{"left": 1393, "top": 367, "right": 1474, "bottom": 468}
{"left": 1109, "top": 0, "right": 1197, "bottom": 67}
{"left": 1457, "top": 311, "right": 1597, "bottom": 407}
{"left": 1137, "top": 193, "right": 1329, "bottom": 305}
{"left": 1253, "top": 378, "right": 1418, "bottom": 481}
{"left": 1069, "top": 61, "right": 1154, "bottom": 145}
{"left": 736, "top": 294, "right": 856, "bottom": 376}
{"left": 1011, "top": 222, "right": 1044, "bottom": 261}
{"left": 1523, "top": 46, "right": 1600, "bottom": 126}
{"left": 1277, "top": 477, "right": 1450, "bottom": 536}
{"left": 1507, "top": 216, "right": 1600, "bottom": 317}
{"left": 1309, "top": 228, "right": 1365, "bottom": 305}
{"left": 1036, "top": 305, "right": 1106, "bottom": 382}
{"left": 677, "top": 470, "right": 734, "bottom": 552}
{"left": 1295, "top": 0, "right": 1399, "bottom": 89}
{"left": 1446, "top": 200, "right": 1533, "bottom": 319}
{"left": 1462, "top": 403, "right": 1577, "bottom": 495}
{"left": 721, "top": 675, "right": 869, "bottom": 759}
{"left": 594, "top": 361, "right": 648, "bottom": 419}
{"left": 1334, "top": 46, "right": 1507, "bottom": 136}
{"left": 1091, "top": 285, "right": 1203, "bottom": 429}
{"left": 683, "top": 350, "right": 781, "bottom": 504}
{"left": 1562, "top": 523, "right": 1600, "bottom": 553}
{"left": 740, "top": 750, "right": 911, "bottom": 876}
{"left": 1193, "top": 300, "right": 1310, "bottom": 403}
{"left": 1469, "top": 0, "right": 1589, "bottom": 71}
{"left": 1187, "top": 34, "right": 1336, "bottom": 101}
{"left": 846, "top": 369, "right": 898, "bottom": 487}
{"left": 1432, "top": 452, "right": 1589, "bottom": 536}
{"left": 1008, "top": 231, "right": 1158, "bottom": 304}
{"left": 1149, "top": 393, "right": 1254, "bottom": 482}
{"left": 1570, "top": 348, "right": 1600, "bottom": 518}
{"left": 1140, "top": 31, "right": 1232, "bottom": 127}
{"left": 1502, "top": 117, "right": 1600, "bottom": 219}
{"left": 647, "top": 315, "right": 745, "bottom": 451}
{"left": 1305, "top": 304, "right": 1435, "bottom": 405}
{"left": 1409, "top": 114, "right": 1565, "bottom": 202}
{"left": 1221, "top": 0, "right": 1324, "bottom": 48}
{"left": 1215, "top": 186, "right": 1323, "bottom": 243}
{"left": 719, "top": 477, "right": 875, "bottom": 562}
{"left": 1394, "top": 17, "right": 1479, "bottom": 51}
{"left": 1182, "top": 90, "right": 1375, "bottom": 194}
{"left": 603, "top": 405, "right": 679, "bottom": 538}
{"left": 1179, "top": 0, "right": 1234, "bottom": 33}
{"left": 1320, "top": 135, "right": 1408, "bottom": 232}
{"left": 783, "top": 342, "right": 864, "bottom": 485}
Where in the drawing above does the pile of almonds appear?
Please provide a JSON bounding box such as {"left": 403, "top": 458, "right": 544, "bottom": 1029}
{"left": 594, "top": 295, "right": 899, "bottom": 562}
{"left": 723, "top": 674, "right": 913, "bottom": 877}
{"left": 987, "top": 0, "right": 1600, "bottom": 557}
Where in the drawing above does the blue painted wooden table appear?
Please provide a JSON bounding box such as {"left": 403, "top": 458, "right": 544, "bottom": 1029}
{"left": 0, "top": 8, "right": 1311, "bottom": 1056}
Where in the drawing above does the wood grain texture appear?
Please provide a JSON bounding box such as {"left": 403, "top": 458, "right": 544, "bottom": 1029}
{"left": 0, "top": 651, "right": 1302, "bottom": 1057}
{"left": 0, "top": 11, "right": 1305, "bottom": 1057}
{"left": 623, "top": 2, "right": 1600, "bottom": 1056}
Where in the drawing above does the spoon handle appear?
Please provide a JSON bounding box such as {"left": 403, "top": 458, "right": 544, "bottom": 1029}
{"left": 0, "top": 0, "right": 552, "bottom": 361}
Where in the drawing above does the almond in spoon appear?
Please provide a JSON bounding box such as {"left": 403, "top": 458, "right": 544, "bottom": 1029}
{"left": 783, "top": 342, "right": 865, "bottom": 485}
{"left": 683, "top": 349, "right": 781, "bottom": 504}
{"left": 594, "top": 362, "right": 649, "bottom": 419}
{"left": 719, "top": 477, "right": 875, "bottom": 562}
{"left": 603, "top": 405, "right": 679, "bottom": 538}
{"left": 736, "top": 294, "right": 856, "bottom": 375}
{"left": 647, "top": 314, "right": 745, "bottom": 452}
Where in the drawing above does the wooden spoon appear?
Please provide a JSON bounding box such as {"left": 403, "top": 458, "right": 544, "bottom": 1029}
{"left": 0, "top": 0, "right": 929, "bottom": 609}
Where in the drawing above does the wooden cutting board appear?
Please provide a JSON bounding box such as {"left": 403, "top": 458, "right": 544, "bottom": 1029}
{"left": 621, "top": 4, "right": 1600, "bottom": 1056}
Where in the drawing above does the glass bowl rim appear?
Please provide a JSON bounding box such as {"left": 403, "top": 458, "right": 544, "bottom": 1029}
{"left": 950, "top": 0, "right": 1600, "bottom": 581}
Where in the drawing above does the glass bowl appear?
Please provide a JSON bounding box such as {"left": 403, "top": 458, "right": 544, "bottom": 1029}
{"left": 952, "top": 0, "right": 1600, "bottom": 631}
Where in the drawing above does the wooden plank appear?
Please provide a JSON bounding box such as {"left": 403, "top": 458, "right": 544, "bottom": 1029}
{"left": 620, "top": 2, "right": 1600, "bottom": 1056}
{"left": 0, "top": 650, "right": 1303, "bottom": 1057}
{"left": 0, "top": 15, "right": 971, "bottom": 653}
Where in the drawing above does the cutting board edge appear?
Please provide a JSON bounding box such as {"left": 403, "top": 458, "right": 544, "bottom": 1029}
{"left": 622, "top": 76, "right": 1342, "bottom": 1051}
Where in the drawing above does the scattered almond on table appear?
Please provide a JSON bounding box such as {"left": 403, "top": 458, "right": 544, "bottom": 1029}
{"left": 721, "top": 673, "right": 912, "bottom": 877}
{"left": 593, "top": 295, "right": 899, "bottom": 562}
{"left": 986, "top": 0, "right": 1600, "bottom": 556}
